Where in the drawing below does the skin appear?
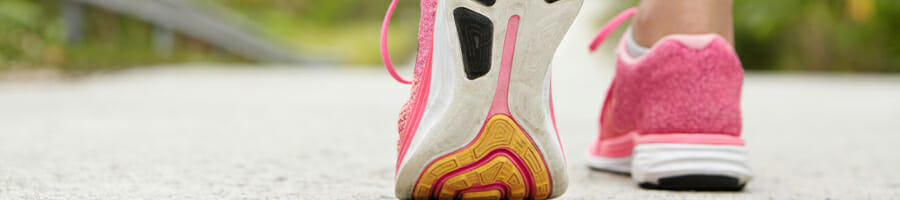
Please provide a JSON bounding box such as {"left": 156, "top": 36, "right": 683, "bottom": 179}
{"left": 632, "top": 0, "right": 735, "bottom": 47}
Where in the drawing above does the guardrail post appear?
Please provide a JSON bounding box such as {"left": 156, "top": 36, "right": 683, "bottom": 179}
{"left": 62, "top": 0, "right": 84, "bottom": 44}
{"left": 154, "top": 25, "right": 175, "bottom": 57}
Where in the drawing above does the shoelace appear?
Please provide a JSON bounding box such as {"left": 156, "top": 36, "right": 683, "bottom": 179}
{"left": 380, "top": 0, "right": 412, "bottom": 84}
{"left": 589, "top": 7, "right": 637, "bottom": 52}
{"left": 381, "top": 4, "right": 636, "bottom": 84}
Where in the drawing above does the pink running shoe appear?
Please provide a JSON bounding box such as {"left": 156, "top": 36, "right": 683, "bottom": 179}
{"left": 381, "top": 0, "right": 583, "bottom": 199}
{"left": 585, "top": 8, "right": 753, "bottom": 191}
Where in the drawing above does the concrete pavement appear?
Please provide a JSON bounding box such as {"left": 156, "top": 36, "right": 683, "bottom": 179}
{"left": 1, "top": 66, "right": 898, "bottom": 199}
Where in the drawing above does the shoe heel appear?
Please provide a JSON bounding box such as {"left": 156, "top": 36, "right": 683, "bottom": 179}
{"left": 396, "top": 0, "right": 583, "bottom": 199}
{"left": 632, "top": 143, "right": 753, "bottom": 191}
{"left": 412, "top": 114, "right": 552, "bottom": 200}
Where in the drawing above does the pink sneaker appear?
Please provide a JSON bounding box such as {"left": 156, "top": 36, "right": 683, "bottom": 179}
{"left": 585, "top": 8, "right": 753, "bottom": 190}
{"left": 381, "top": 0, "right": 583, "bottom": 199}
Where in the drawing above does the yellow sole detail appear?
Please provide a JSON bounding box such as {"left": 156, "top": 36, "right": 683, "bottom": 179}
{"left": 413, "top": 114, "right": 551, "bottom": 200}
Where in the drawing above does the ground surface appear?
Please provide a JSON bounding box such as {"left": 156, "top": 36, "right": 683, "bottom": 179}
{"left": 2, "top": 67, "right": 899, "bottom": 200}
{"left": 2, "top": 2, "right": 900, "bottom": 200}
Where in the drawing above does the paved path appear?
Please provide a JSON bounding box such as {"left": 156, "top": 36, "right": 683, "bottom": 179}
{"left": 2, "top": 2, "right": 900, "bottom": 199}
{"left": 1, "top": 67, "right": 898, "bottom": 199}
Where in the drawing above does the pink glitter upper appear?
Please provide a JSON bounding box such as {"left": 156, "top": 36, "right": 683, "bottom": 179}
{"left": 396, "top": 0, "right": 438, "bottom": 170}
{"left": 599, "top": 34, "right": 744, "bottom": 142}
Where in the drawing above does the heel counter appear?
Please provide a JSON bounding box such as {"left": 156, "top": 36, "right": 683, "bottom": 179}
{"left": 631, "top": 36, "right": 744, "bottom": 136}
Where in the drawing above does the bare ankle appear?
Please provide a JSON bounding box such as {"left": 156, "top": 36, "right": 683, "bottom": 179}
{"left": 632, "top": 0, "right": 734, "bottom": 47}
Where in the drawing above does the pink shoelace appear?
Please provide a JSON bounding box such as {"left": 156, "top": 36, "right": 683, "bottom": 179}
{"left": 380, "top": 3, "right": 636, "bottom": 84}
{"left": 380, "top": 0, "right": 412, "bottom": 85}
{"left": 589, "top": 7, "right": 637, "bottom": 52}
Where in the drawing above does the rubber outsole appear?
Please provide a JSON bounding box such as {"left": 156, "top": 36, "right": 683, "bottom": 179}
{"left": 474, "top": 0, "right": 496, "bottom": 6}
{"left": 639, "top": 175, "right": 746, "bottom": 191}
{"left": 454, "top": 7, "right": 494, "bottom": 80}
{"left": 412, "top": 115, "right": 551, "bottom": 200}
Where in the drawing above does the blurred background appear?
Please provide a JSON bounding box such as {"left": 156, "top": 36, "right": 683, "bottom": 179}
{"left": 1, "top": 0, "right": 898, "bottom": 74}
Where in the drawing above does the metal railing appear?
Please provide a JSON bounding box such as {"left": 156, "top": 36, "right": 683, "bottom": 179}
{"left": 63, "top": 0, "right": 310, "bottom": 63}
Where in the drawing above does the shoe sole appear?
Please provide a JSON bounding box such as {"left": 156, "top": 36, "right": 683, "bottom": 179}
{"left": 588, "top": 142, "right": 753, "bottom": 191}
{"left": 395, "top": 0, "right": 583, "bottom": 199}
{"left": 633, "top": 144, "right": 752, "bottom": 191}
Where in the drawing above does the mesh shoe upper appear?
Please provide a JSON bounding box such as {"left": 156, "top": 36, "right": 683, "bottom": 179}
{"left": 395, "top": 0, "right": 437, "bottom": 170}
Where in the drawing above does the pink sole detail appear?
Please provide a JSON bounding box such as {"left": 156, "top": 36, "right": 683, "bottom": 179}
{"left": 589, "top": 132, "right": 637, "bottom": 158}
{"left": 549, "top": 79, "right": 566, "bottom": 164}
{"left": 590, "top": 132, "right": 746, "bottom": 159}
{"left": 636, "top": 133, "right": 746, "bottom": 145}
{"left": 488, "top": 15, "right": 520, "bottom": 117}
{"left": 431, "top": 148, "right": 534, "bottom": 198}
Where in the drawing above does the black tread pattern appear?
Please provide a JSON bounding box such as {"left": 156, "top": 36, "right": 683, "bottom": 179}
{"left": 474, "top": 0, "right": 495, "bottom": 6}
{"left": 453, "top": 7, "right": 494, "bottom": 80}
{"left": 639, "top": 175, "right": 746, "bottom": 191}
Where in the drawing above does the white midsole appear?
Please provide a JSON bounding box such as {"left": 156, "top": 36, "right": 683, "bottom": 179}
{"left": 587, "top": 143, "right": 753, "bottom": 185}
{"left": 395, "top": 0, "right": 583, "bottom": 198}
{"left": 632, "top": 144, "right": 753, "bottom": 185}
{"left": 586, "top": 155, "right": 632, "bottom": 174}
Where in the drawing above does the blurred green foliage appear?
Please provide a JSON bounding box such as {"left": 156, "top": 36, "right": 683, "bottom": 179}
{"left": 0, "top": 0, "right": 897, "bottom": 73}
{"left": 206, "top": 0, "right": 420, "bottom": 64}
{"left": 0, "top": 0, "right": 247, "bottom": 72}
{"left": 733, "top": 0, "right": 899, "bottom": 72}
{"left": 0, "top": 0, "right": 61, "bottom": 70}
